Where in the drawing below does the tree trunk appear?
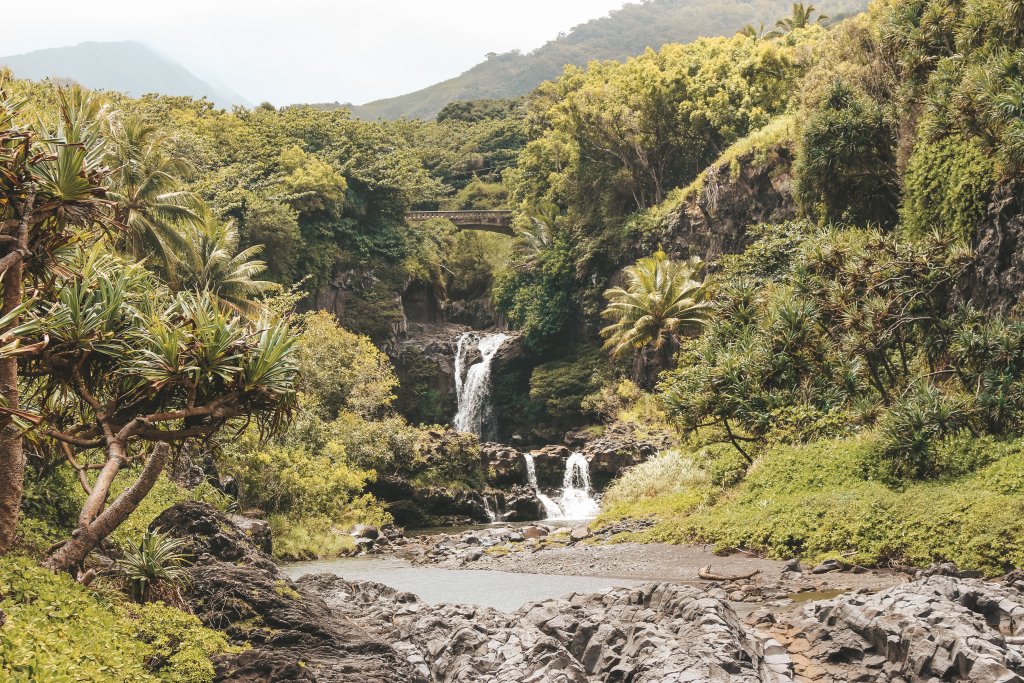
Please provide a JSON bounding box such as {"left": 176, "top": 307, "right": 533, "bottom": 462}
{"left": 0, "top": 195, "right": 31, "bottom": 555}
{"left": 45, "top": 443, "right": 170, "bottom": 574}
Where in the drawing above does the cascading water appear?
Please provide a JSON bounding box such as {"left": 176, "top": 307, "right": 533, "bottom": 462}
{"left": 524, "top": 453, "right": 564, "bottom": 519}
{"left": 453, "top": 332, "right": 508, "bottom": 439}
{"left": 556, "top": 452, "right": 600, "bottom": 519}
{"left": 523, "top": 451, "right": 600, "bottom": 521}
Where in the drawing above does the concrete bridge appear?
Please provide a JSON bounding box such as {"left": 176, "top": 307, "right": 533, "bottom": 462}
{"left": 405, "top": 210, "right": 513, "bottom": 236}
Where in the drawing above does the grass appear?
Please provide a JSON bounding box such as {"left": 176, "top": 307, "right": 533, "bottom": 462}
{"left": 599, "top": 434, "right": 1024, "bottom": 576}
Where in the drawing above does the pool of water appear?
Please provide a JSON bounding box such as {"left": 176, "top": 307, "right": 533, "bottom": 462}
{"left": 283, "top": 556, "right": 645, "bottom": 612}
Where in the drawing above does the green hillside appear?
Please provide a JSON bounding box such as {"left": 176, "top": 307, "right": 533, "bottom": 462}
{"left": 348, "top": 0, "right": 868, "bottom": 120}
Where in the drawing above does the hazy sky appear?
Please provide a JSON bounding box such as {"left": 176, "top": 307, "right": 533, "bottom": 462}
{"left": 7, "top": 1, "right": 633, "bottom": 105}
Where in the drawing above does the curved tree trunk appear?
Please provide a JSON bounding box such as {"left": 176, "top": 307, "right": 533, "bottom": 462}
{"left": 0, "top": 195, "right": 32, "bottom": 555}
{"left": 44, "top": 443, "right": 170, "bottom": 575}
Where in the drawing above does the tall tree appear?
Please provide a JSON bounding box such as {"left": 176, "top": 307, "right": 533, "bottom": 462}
{"left": 775, "top": 3, "right": 829, "bottom": 33}
{"left": 172, "top": 207, "right": 277, "bottom": 316}
{"left": 600, "top": 250, "right": 709, "bottom": 374}
{"left": 18, "top": 250, "right": 297, "bottom": 574}
{"left": 105, "top": 115, "right": 198, "bottom": 276}
{"left": 0, "top": 89, "right": 111, "bottom": 554}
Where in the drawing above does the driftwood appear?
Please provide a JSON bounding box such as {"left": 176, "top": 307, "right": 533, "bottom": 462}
{"left": 698, "top": 564, "right": 761, "bottom": 581}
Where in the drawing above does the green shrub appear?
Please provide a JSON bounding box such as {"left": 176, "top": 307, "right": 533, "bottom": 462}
{"left": 268, "top": 514, "right": 358, "bottom": 562}
{"left": 901, "top": 133, "right": 995, "bottom": 241}
{"left": 0, "top": 555, "right": 232, "bottom": 682}
{"left": 603, "top": 435, "right": 1024, "bottom": 575}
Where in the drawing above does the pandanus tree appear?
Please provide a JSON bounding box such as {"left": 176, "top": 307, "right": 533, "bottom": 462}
{"left": 0, "top": 89, "right": 113, "bottom": 554}
{"left": 11, "top": 249, "right": 298, "bottom": 575}
{"left": 600, "top": 249, "right": 709, "bottom": 377}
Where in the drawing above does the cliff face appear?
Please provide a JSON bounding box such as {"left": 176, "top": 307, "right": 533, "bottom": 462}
{"left": 637, "top": 145, "right": 796, "bottom": 266}
{"left": 960, "top": 179, "right": 1024, "bottom": 314}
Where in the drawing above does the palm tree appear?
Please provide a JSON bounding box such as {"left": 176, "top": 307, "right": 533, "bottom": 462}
{"left": 600, "top": 249, "right": 710, "bottom": 372}
{"left": 739, "top": 23, "right": 771, "bottom": 40}
{"left": 105, "top": 115, "right": 199, "bottom": 275}
{"left": 775, "top": 3, "right": 829, "bottom": 33}
{"left": 173, "top": 207, "right": 277, "bottom": 315}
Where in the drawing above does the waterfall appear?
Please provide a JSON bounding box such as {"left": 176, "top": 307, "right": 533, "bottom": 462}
{"left": 523, "top": 452, "right": 599, "bottom": 520}
{"left": 556, "top": 452, "right": 600, "bottom": 519}
{"left": 524, "top": 453, "right": 564, "bottom": 519}
{"left": 482, "top": 494, "right": 498, "bottom": 523}
{"left": 453, "top": 332, "right": 508, "bottom": 439}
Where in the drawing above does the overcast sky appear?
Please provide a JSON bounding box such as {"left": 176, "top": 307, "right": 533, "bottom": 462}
{"left": 5, "top": 1, "right": 633, "bottom": 105}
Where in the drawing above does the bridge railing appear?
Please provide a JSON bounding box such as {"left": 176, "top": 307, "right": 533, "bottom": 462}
{"left": 406, "top": 210, "right": 513, "bottom": 223}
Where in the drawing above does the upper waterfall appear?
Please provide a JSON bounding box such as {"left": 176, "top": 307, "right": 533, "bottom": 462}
{"left": 452, "top": 332, "right": 508, "bottom": 439}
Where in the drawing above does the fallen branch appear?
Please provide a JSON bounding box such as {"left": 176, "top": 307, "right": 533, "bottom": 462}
{"left": 698, "top": 565, "right": 761, "bottom": 581}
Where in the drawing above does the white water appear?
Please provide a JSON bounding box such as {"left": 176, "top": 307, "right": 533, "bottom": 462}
{"left": 481, "top": 494, "right": 499, "bottom": 523}
{"left": 524, "top": 453, "right": 564, "bottom": 518}
{"left": 523, "top": 451, "right": 599, "bottom": 521}
{"left": 453, "top": 332, "right": 508, "bottom": 439}
{"left": 556, "top": 452, "right": 600, "bottom": 519}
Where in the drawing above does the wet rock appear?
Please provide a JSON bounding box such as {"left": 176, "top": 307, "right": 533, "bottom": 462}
{"left": 503, "top": 485, "right": 544, "bottom": 522}
{"left": 353, "top": 524, "right": 380, "bottom": 540}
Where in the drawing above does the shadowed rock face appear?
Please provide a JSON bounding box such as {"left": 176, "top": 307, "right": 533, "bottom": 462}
{"left": 155, "top": 502, "right": 422, "bottom": 683}
{"left": 961, "top": 179, "right": 1024, "bottom": 314}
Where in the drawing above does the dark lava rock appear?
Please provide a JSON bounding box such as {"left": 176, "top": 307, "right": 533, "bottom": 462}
{"left": 150, "top": 501, "right": 272, "bottom": 567}
{"left": 781, "top": 575, "right": 1024, "bottom": 682}
{"left": 810, "top": 559, "right": 844, "bottom": 574}
{"left": 156, "top": 502, "right": 420, "bottom": 683}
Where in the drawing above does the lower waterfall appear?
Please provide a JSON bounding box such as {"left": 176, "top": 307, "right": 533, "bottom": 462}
{"left": 523, "top": 451, "right": 600, "bottom": 521}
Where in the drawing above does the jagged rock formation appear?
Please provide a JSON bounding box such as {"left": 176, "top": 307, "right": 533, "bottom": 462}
{"left": 764, "top": 573, "right": 1024, "bottom": 682}
{"left": 156, "top": 502, "right": 1024, "bottom": 682}
{"left": 300, "top": 577, "right": 786, "bottom": 682}
{"left": 153, "top": 502, "right": 420, "bottom": 683}
{"left": 961, "top": 179, "right": 1024, "bottom": 314}
{"left": 640, "top": 144, "right": 796, "bottom": 266}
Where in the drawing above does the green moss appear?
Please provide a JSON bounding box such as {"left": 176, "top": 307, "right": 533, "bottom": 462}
{"left": 0, "top": 555, "right": 234, "bottom": 682}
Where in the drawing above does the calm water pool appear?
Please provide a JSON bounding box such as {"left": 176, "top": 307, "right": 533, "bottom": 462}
{"left": 283, "top": 556, "right": 644, "bottom": 612}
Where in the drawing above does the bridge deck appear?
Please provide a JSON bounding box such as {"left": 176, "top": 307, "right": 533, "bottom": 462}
{"left": 406, "top": 210, "right": 514, "bottom": 235}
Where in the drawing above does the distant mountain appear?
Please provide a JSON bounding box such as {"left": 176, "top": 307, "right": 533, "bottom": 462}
{"left": 348, "top": 0, "right": 868, "bottom": 120}
{"left": 0, "top": 41, "right": 249, "bottom": 108}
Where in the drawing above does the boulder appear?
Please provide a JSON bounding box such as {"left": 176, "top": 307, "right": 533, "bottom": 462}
{"left": 522, "top": 525, "right": 548, "bottom": 540}
{"left": 503, "top": 486, "right": 545, "bottom": 522}
{"left": 155, "top": 502, "right": 420, "bottom": 683}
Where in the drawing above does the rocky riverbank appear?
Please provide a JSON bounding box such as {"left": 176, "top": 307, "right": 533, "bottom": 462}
{"left": 152, "top": 502, "right": 1024, "bottom": 682}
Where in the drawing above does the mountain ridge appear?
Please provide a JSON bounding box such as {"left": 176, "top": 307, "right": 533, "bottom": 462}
{"left": 0, "top": 40, "right": 249, "bottom": 108}
{"left": 346, "top": 0, "right": 869, "bottom": 120}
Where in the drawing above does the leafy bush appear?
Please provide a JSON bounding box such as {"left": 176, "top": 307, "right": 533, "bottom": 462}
{"left": 901, "top": 133, "right": 996, "bottom": 241}
{"left": 296, "top": 311, "right": 398, "bottom": 419}
{"left": 0, "top": 555, "right": 232, "bottom": 682}
{"left": 268, "top": 514, "right": 358, "bottom": 562}
{"left": 118, "top": 531, "right": 192, "bottom": 604}
{"left": 529, "top": 346, "right": 611, "bottom": 426}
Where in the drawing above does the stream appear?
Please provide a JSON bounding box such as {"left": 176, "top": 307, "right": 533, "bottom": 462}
{"left": 283, "top": 556, "right": 643, "bottom": 611}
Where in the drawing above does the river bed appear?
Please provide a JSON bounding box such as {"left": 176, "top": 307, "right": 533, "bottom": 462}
{"left": 283, "top": 556, "right": 644, "bottom": 612}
